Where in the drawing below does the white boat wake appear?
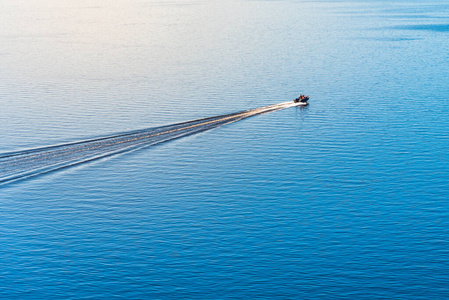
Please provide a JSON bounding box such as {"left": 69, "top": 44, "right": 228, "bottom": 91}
{"left": 0, "top": 101, "right": 302, "bottom": 185}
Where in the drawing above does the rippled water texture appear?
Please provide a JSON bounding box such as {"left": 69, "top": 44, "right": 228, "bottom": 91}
{"left": 1, "top": 0, "right": 449, "bottom": 299}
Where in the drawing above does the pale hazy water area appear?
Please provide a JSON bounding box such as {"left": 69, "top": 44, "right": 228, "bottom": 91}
{"left": 1, "top": 0, "right": 449, "bottom": 299}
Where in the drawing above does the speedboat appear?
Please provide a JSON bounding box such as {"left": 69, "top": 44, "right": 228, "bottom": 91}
{"left": 294, "top": 95, "right": 309, "bottom": 105}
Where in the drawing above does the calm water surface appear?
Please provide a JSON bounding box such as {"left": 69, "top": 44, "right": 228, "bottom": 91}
{"left": 1, "top": 0, "right": 449, "bottom": 299}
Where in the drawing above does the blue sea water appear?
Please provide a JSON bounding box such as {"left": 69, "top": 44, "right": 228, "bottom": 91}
{"left": 1, "top": 0, "right": 449, "bottom": 299}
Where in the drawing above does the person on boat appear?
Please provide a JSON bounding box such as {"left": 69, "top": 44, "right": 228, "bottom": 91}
{"left": 294, "top": 94, "right": 309, "bottom": 103}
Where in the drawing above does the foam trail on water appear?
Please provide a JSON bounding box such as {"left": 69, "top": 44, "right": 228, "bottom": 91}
{"left": 0, "top": 101, "right": 300, "bottom": 185}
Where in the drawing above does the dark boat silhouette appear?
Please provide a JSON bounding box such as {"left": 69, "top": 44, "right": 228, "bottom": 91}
{"left": 293, "top": 94, "right": 309, "bottom": 105}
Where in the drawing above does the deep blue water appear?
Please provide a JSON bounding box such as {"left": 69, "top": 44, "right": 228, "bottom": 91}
{"left": 1, "top": 0, "right": 449, "bottom": 299}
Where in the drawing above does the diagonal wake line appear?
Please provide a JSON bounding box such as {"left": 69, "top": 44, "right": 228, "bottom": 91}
{"left": 0, "top": 101, "right": 301, "bottom": 185}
